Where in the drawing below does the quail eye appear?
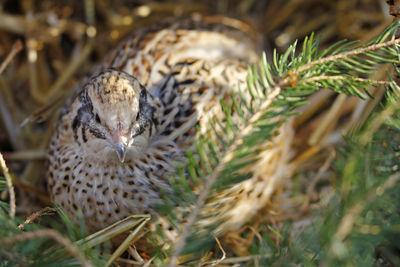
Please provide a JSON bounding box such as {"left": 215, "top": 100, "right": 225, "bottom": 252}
{"left": 95, "top": 114, "right": 101, "bottom": 124}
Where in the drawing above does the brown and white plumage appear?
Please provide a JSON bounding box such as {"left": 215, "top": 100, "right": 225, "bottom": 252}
{"left": 47, "top": 15, "right": 292, "bottom": 243}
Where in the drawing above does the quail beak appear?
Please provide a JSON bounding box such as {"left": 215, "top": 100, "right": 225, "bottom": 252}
{"left": 115, "top": 143, "right": 127, "bottom": 163}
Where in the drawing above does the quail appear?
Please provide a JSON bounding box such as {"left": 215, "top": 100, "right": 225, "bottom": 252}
{"left": 47, "top": 15, "right": 293, "bottom": 242}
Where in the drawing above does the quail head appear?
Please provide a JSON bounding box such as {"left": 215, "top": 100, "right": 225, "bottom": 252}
{"left": 70, "top": 69, "right": 157, "bottom": 164}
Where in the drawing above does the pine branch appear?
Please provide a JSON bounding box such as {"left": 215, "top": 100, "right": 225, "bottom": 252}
{"left": 0, "top": 229, "right": 94, "bottom": 267}
{"left": 280, "top": 92, "right": 400, "bottom": 265}
{"left": 169, "top": 82, "right": 283, "bottom": 266}
{"left": 0, "top": 172, "right": 103, "bottom": 266}
{"left": 160, "top": 20, "right": 400, "bottom": 263}
{"left": 301, "top": 75, "right": 390, "bottom": 85}
{"left": 296, "top": 37, "right": 400, "bottom": 74}
{"left": 331, "top": 172, "right": 400, "bottom": 248}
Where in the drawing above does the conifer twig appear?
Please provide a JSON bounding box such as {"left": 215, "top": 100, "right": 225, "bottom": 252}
{"left": 301, "top": 75, "right": 390, "bottom": 85}
{"left": 331, "top": 172, "right": 400, "bottom": 254}
{"left": 0, "top": 153, "right": 16, "bottom": 218}
{"left": 296, "top": 37, "right": 400, "bottom": 74}
{"left": 167, "top": 22, "right": 400, "bottom": 264}
{"left": 169, "top": 82, "right": 284, "bottom": 266}
{"left": 359, "top": 101, "right": 399, "bottom": 145}
{"left": 0, "top": 229, "right": 94, "bottom": 267}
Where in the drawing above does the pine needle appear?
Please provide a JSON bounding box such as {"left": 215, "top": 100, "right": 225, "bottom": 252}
{"left": 0, "top": 229, "right": 94, "bottom": 267}
{"left": 168, "top": 83, "right": 283, "bottom": 266}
